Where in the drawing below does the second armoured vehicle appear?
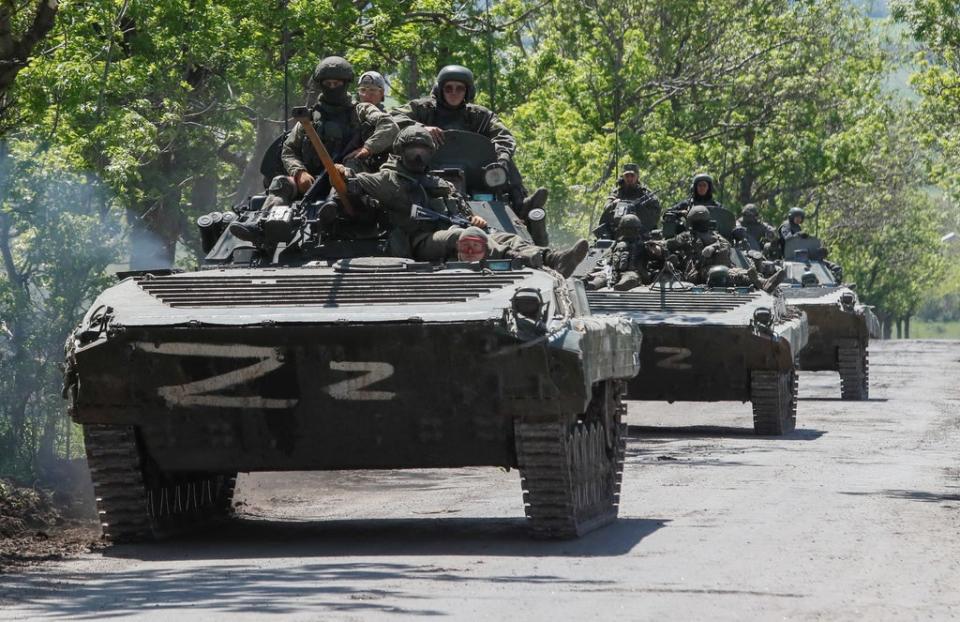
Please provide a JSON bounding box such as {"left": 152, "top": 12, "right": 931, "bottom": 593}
{"left": 586, "top": 273, "right": 808, "bottom": 435}
{"left": 778, "top": 236, "right": 880, "bottom": 400}
{"left": 64, "top": 131, "right": 642, "bottom": 542}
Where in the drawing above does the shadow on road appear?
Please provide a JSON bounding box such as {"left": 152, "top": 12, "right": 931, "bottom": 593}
{"left": 841, "top": 489, "right": 960, "bottom": 503}
{"left": 800, "top": 397, "right": 889, "bottom": 403}
{"left": 627, "top": 425, "right": 826, "bottom": 441}
{"left": 96, "top": 515, "right": 668, "bottom": 564}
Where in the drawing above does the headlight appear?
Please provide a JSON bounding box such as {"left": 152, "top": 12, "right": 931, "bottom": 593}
{"left": 483, "top": 164, "right": 508, "bottom": 188}
{"left": 512, "top": 287, "right": 544, "bottom": 321}
{"left": 840, "top": 292, "right": 855, "bottom": 308}
{"left": 753, "top": 307, "right": 773, "bottom": 328}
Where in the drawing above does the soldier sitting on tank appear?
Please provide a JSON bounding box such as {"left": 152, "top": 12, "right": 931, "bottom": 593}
{"left": 584, "top": 215, "right": 664, "bottom": 290}
{"left": 666, "top": 205, "right": 784, "bottom": 292}
{"left": 357, "top": 70, "right": 388, "bottom": 110}
{"left": 283, "top": 56, "right": 398, "bottom": 185}
{"left": 390, "top": 65, "right": 550, "bottom": 245}
{"left": 665, "top": 173, "right": 727, "bottom": 221}
{"left": 594, "top": 164, "right": 660, "bottom": 240}
{"left": 777, "top": 206, "right": 843, "bottom": 281}
{"left": 736, "top": 203, "right": 777, "bottom": 250}
{"left": 332, "top": 126, "right": 589, "bottom": 276}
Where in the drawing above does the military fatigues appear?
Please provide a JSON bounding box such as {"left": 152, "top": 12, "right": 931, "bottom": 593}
{"left": 595, "top": 182, "right": 660, "bottom": 240}
{"left": 347, "top": 158, "right": 473, "bottom": 260}
{"left": 738, "top": 217, "right": 777, "bottom": 248}
{"left": 283, "top": 99, "right": 398, "bottom": 178}
{"left": 666, "top": 229, "right": 760, "bottom": 287}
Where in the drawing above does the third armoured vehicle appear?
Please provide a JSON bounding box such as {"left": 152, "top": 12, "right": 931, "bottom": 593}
{"left": 64, "top": 130, "right": 641, "bottom": 542}
{"left": 778, "top": 236, "right": 880, "bottom": 400}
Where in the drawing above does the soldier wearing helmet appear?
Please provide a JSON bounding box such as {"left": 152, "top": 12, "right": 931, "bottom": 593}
{"left": 594, "top": 163, "right": 661, "bottom": 240}
{"left": 335, "top": 125, "right": 589, "bottom": 275}
{"left": 279, "top": 56, "right": 398, "bottom": 196}
{"left": 665, "top": 205, "right": 784, "bottom": 291}
{"left": 584, "top": 214, "right": 664, "bottom": 290}
{"left": 666, "top": 172, "right": 725, "bottom": 220}
{"left": 391, "top": 65, "right": 550, "bottom": 244}
{"left": 736, "top": 203, "right": 777, "bottom": 249}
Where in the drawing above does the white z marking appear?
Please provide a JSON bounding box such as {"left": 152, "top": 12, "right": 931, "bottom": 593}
{"left": 135, "top": 343, "right": 298, "bottom": 409}
{"left": 654, "top": 346, "right": 693, "bottom": 370}
{"left": 325, "top": 361, "right": 396, "bottom": 401}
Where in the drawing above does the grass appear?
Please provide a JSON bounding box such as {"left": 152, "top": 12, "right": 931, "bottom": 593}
{"left": 908, "top": 320, "right": 960, "bottom": 339}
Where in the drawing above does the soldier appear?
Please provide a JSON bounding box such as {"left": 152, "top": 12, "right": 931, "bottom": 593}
{"left": 391, "top": 65, "right": 550, "bottom": 244}
{"left": 357, "top": 71, "right": 387, "bottom": 110}
{"left": 585, "top": 214, "right": 664, "bottom": 290}
{"left": 666, "top": 206, "right": 783, "bottom": 292}
{"left": 281, "top": 56, "right": 398, "bottom": 191}
{"left": 340, "top": 126, "right": 588, "bottom": 275}
{"left": 778, "top": 206, "right": 808, "bottom": 249}
{"left": 594, "top": 163, "right": 660, "bottom": 240}
{"left": 666, "top": 172, "right": 725, "bottom": 219}
{"left": 736, "top": 204, "right": 777, "bottom": 249}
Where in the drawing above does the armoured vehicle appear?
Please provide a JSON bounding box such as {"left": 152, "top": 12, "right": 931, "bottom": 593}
{"left": 778, "top": 236, "right": 880, "bottom": 400}
{"left": 64, "top": 131, "right": 641, "bottom": 542}
{"left": 577, "top": 203, "right": 808, "bottom": 435}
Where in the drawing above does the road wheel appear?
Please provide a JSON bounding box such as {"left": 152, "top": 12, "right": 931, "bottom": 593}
{"left": 515, "top": 381, "right": 626, "bottom": 539}
{"left": 84, "top": 424, "right": 237, "bottom": 542}
{"left": 751, "top": 368, "right": 798, "bottom": 435}
{"left": 839, "top": 341, "right": 869, "bottom": 401}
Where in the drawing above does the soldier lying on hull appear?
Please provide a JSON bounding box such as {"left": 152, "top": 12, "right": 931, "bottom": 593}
{"left": 391, "top": 65, "right": 550, "bottom": 245}
{"left": 584, "top": 215, "right": 665, "bottom": 291}
{"left": 594, "top": 164, "right": 661, "bottom": 240}
{"left": 333, "top": 126, "right": 588, "bottom": 275}
{"left": 666, "top": 205, "right": 784, "bottom": 292}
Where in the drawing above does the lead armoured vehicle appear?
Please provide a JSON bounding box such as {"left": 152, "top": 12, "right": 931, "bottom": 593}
{"left": 64, "top": 131, "right": 641, "bottom": 541}
{"left": 778, "top": 236, "right": 880, "bottom": 400}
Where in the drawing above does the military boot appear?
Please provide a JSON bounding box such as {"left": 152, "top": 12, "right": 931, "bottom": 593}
{"left": 229, "top": 218, "right": 263, "bottom": 243}
{"left": 761, "top": 267, "right": 786, "bottom": 293}
{"left": 543, "top": 239, "right": 589, "bottom": 278}
{"left": 613, "top": 271, "right": 640, "bottom": 291}
{"left": 522, "top": 187, "right": 548, "bottom": 214}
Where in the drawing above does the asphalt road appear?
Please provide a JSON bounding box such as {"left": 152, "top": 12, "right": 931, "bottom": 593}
{"left": 2, "top": 340, "right": 958, "bottom": 620}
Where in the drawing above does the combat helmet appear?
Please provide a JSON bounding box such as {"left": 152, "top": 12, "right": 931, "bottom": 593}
{"left": 618, "top": 214, "right": 643, "bottom": 238}
{"left": 686, "top": 205, "right": 712, "bottom": 230}
{"left": 788, "top": 206, "right": 806, "bottom": 222}
{"left": 432, "top": 65, "right": 476, "bottom": 103}
{"left": 741, "top": 203, "right": 759, "bottom": 222}
{"left": 690, "top": 173, "right": 714, "bottom": 197}
{"left": 393, "top": 125, "right": 437, "bottom": 153}
{"left": 706, "top": 265, "right": 731, "bottom": 288}
{"left": 312, "top": 56, "right": 355, "bottom": 85}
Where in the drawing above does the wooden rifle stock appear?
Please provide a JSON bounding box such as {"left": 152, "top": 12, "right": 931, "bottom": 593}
{"left": 291, "top": 106, "right": 355, "bottom": 217}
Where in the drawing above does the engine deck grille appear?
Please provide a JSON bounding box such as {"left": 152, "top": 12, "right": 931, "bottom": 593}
{"left": 587, "top": 289, "right": 762, "bottom": 315}
{"left": 137, "top": 271, "right": 532, "bottom": 308}
{"left": 780, "top": 286, "right": 841, "bottom": 300}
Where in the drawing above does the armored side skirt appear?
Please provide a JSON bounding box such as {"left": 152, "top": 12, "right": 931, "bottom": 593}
{"left": 69, "top": 321, "right": 632, "bottom": 473}
{"left": 795, "top": 305, "right": 870, "bottom": 371}
{"left": 625, "top": 320, "right": 804, "bottom": 402}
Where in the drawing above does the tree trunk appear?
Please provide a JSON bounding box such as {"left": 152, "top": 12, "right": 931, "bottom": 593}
{"left": 405, "top": 53, "right": 421, "bottom": 101}
{"left": 896, "top": 318, "right": 902, "bottom": 339}
{"left": 904, "top": 315, "right": 911, "bottom": 339}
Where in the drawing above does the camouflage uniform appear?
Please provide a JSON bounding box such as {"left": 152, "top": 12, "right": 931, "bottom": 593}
{"left": 585, "top": 215, "right": 662, "bottom": 290}
{"left": 666, "top": 206, "right": 765, "bottom": 288}
{"left": 666, "top": 172, "right": 725, "bottom": 218}
{"left": 595, "top": 164, "right": 660, "bottom": 240}
{"left": 281, "top": 57, "right": 398, "bottom": 180}
{"left": 736, "top": 204, "right": 777, "bottom": 248}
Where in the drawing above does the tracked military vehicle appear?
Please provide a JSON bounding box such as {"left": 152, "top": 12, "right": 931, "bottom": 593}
{"left": 586, "top": 274, "right": 807, "bottom": 435}
{"left": 64, "top": 131, "right": 641, "bottom": 542}
{"left": 778, "top": 236, "right": 880, "bottom": 400}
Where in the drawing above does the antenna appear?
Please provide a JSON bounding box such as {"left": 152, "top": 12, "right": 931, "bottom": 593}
{"left": 282, "top": 0, "right": 289, "bottom": 131}
{"left": 485, "top": 0, "right": 495, "bottom": 110}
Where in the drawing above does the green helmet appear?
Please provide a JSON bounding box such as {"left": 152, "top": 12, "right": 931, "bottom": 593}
{"left": 393, "top": 125, "right": 436, "bottom": 153}
{"left": 788, "top": 206, "right": 805, "bottom": 221}
{"left": 312, "top": 56, "right": 355, "bottom": 85}
{"left": 741, "top": 203, "right": 759, "bottom": 220}
{"left": 706, "top": 265, "right": 731, "bottom": 288}
{"left": 432, "top": 65, "right": 476, "bottom": 103}
{"left": 687, "top": 205, "right": 711, "bottom": 225}
{"left": 618, "top": 214, "right": 643, "bottom": 237}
